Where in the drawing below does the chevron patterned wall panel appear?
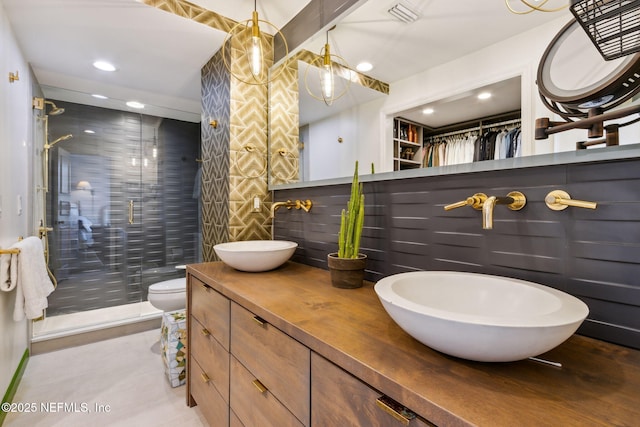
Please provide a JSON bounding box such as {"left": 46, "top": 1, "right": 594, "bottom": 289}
{"left": 226, "top": 31, "right": 272, "bottom": 241}
{"left": 269, "top": 59, "right": 300, "bottom": 186}
{"left": 201, "top": 50, "right": 231, "bottom": 262}
{"left": 148, "top": 0, "right": 272, "bottom": 253}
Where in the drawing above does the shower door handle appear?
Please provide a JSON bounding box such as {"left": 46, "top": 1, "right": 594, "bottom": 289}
{"left": 128, "top": 200, "right": 134, "bottom": 224}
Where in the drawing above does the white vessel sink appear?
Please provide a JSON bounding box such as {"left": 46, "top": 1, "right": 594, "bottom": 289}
{"left": 213, "top": 240, "right": 297, "bottom": 272}
{"left": 374, "top": 271, "right": 589, "bottom": 362}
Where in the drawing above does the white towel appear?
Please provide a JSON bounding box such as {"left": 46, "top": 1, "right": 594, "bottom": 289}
{"left": 11, "top": 237, "right": 55, "bottom": 321}
{"left": 1, "top": 252, "right": 18, "bottom": 291}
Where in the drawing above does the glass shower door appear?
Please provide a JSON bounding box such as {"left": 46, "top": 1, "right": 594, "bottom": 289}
{"left": 44, "top": 103, "right": 144, "bottom": 318}
{"left": 33, "top": 97, "right": 200, "bottom": 338}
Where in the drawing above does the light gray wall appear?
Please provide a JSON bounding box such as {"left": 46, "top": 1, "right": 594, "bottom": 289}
{"left": 0, "top": 2, "right": 34, "bottom": 401}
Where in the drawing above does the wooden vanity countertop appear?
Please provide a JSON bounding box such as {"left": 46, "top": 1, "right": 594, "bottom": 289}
{"left": 187, "top": 261, "right": 640, "bottom": 427}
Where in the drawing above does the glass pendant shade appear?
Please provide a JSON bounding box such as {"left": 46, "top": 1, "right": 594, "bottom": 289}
{"left": 222, "top": 3, "right": 288, "bottom": 85}
{"left": 321, "top": 45, "right": 334, "bottom": 99}
{"left": 250, "top": 11, "right": 262, "bottom": 78}
{"left": 304, "top": 27, "right": 351, "bottom": 106}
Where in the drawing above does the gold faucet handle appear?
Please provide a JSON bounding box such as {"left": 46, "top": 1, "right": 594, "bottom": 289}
{"left": 505, "top": 191, "right": 526, "bottom": 211}
{"left": 545, "top": 190, "right": 597, "bottom": 211}
{"left": 444, "top": 193, "right": 487, "bottom": 211}
{"left": 295, "top": 199, "right": 312, "bottom": 212}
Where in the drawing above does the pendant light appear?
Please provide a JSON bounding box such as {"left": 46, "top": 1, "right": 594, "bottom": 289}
{"left": 222, "top": 0, "right": 288, "bottom": 85}
{"left": 505, "top": 0, "right": 568, "bottom": 15}
{"left": 304, "top": 26, "right": 351, "bottom": 106}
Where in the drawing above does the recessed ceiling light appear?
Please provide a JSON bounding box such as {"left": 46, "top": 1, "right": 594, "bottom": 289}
{"left": 93, "top": 60, "right": 116, "bottom": 72}
{"left": 126, "top": 101, "right": 145, "bottom": 109}
{"left": 477, "top": 92, "right": 492, "bottom": 100}
{"left": 84, "top": 129, "right": 95, "bottom": 134}
{"left": 92, "top": 94, "right": 108, "bottom": 99}
{"left": 356, "top": 62, "right": 373, "bottom": 72}
{"left": 422, "top": 107, "right": 434, "bottom": 115}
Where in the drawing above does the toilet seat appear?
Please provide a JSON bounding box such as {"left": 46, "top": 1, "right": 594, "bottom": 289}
{"left": 148, "top": 278, "right": 186, "bottom": 311}
{"left": 149, "top": 278, "right": 185, "bottom": 294}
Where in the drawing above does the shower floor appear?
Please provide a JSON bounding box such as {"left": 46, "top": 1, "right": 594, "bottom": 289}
{"left": 41, "top": 257, "right": 172, "bottom": 340}
{"left": 32, "top": 301, "right": 162, "bottom": 340}
{"left": 47, "top": 267, "right": 141, "bottom": 316}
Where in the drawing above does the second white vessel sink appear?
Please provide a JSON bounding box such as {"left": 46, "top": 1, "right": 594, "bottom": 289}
{"left": 213, "top": 240, "right": 297, "bottom": 272}
{"left": 374, "top": 271, "right": 589, "bottom": 362}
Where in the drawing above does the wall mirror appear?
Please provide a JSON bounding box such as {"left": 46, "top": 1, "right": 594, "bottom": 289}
{"left": 268, "top": 1, "right": 640, "bottom": 188}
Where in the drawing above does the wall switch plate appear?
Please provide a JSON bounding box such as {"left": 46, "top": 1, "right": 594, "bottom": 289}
{"left": 252, "top": 195, "right": 261, "bottom": 212}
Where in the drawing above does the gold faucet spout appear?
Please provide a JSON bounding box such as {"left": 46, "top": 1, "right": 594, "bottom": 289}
{"left": 482, "top": 191, "right": 526, "bottom": 229}
{"left": 482, "top": 196, "right": 500, "bottom": 230}
{"left": 270, "top": 200, "right": 294, "bottom": 218}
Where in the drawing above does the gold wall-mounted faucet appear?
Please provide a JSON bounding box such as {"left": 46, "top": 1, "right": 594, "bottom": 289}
{"left": 482, "top": 191, "right": 526, "bottom": 229}
{"left": 270, "top": 199, "right": 313, "bottom": 218}
{"left": 444, "top": 193, "right": 487, "bottom": 211}
{"left": 545, "top": 190, "right": 597, "bottom": 210}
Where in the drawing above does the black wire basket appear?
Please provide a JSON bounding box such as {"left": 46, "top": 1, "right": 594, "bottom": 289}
{"left": 570, "top": 0, "right": 640, "bottom": 60}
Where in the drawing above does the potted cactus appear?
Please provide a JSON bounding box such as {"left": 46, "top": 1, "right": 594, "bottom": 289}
{"left": 327, "top": 161, "right": 366, "bottom": 288}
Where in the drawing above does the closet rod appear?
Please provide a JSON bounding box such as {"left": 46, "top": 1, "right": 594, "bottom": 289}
{"left": 483, "top": 117, "right": 521, "bottom": 130}
{"left": 425, "top": 117, "right": 521, "bottom": 141}
{"left": 425, "top": 127, "right": 478, "bottom": 141}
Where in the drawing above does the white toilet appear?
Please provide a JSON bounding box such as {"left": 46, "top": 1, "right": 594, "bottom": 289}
{"left": 147, "top": 278, "right": 186, "bottom": 311}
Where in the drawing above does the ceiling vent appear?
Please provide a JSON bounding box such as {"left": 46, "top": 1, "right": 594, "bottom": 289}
{"left": 388, "top": 2, "right": 420, "bottom": 23}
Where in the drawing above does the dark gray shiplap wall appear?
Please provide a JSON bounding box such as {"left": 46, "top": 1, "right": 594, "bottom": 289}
{"left": 274, "top": 158, "right": 640, "bottom": 350}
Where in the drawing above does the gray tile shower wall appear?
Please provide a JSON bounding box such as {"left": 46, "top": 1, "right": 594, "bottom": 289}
{"left": 45, "top": 100, "right": 200, "bottom": 314}
{"left": 273, "top": 158, "right": 640, "bottom": 351}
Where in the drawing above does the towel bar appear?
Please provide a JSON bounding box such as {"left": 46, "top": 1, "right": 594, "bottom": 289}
{"left": 0, "top": 237, "right": 24, "bottom": 254}
{"left": 0, "top": 248, "right": 20, "bottom": 255}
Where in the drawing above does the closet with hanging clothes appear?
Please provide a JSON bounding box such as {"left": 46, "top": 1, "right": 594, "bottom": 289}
{"left": 422, "top": 115, "right": 521, "bottom": 168}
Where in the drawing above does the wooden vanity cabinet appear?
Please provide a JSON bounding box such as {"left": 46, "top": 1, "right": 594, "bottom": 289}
{"left": 187, "top": 275, "right": 230, "bottom": 426}
{"left": 186, "top": 262, "right": 640, "bottom": 427}
{"left": 312, "top": 353, "right": 433, "bottom": 427}
{"left": 230, "top": 302, "right": 310, "bottom": 427}
{"left": 187, "top": 270, "right": 428, "bottom": 427}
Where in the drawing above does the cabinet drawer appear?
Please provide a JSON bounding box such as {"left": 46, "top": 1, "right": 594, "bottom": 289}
{"left": 190, "top": 356, "right": 229, "bottom": 427}
{"left": 190, "top": 316, "right": 230, "bottom": 403}
{"left": 230, "top": 356, "right": 304, "bottom": 427}
{"left": 311, "top": 353, "right": 433, "bottom": 427}
{"left": 230, "top": 410, "right": 244, "bottom": 427}
{"left": 230, "top": 302, "right": 310, "bottom": 425}
{"left": 190, "top": 275, "right": 230, "bottom": 350}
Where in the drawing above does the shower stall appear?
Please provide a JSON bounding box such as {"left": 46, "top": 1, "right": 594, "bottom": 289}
{"left": 33, "top": 98, "right": 201, "bottom": 338}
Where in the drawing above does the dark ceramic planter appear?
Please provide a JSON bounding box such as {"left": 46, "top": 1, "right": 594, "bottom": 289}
{"left": 327, "top": 252, "right": 367, "bottom": 289}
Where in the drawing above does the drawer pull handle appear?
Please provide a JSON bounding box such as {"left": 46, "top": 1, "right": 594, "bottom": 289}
{"left": 375, "top": 396, "right": 416, "bottom": 426}
{"left": 201, "top": 328, "right": 210, "bottom": 336}
{"left": 252, "top": 315, "right": 267, "bottom": 326}
{"left": 200, "top": 373, "right": 210, "bottom": 383}
{"left": 252, "top": 379, "right": 268, "bottom": 394}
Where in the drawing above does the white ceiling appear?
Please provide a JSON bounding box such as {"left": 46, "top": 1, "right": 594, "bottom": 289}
{"left": 2, "top": 0, "right": 572, "bottom": 123}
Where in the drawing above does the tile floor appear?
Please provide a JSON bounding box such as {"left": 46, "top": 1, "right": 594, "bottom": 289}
{"left": 4, "top": 329, "right": 207, "bottom": 427}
